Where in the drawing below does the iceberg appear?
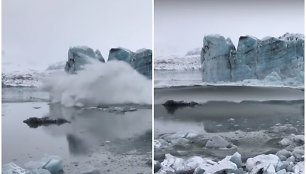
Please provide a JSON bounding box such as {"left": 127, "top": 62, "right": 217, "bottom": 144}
{"left": 65, "top": 46, "right": 105, "bottom": 73}
{"left": 201, "top": 33, "right": 304, "bottom": 84}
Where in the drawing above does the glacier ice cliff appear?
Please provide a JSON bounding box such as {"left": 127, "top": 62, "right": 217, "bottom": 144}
{"left": 65, "top": 46, "right": 152, "bottom": 79}
{"left": 108, "top": 48, "right": 152, "bottom": 79}
{"left": 65, "top": 46, "right": 105, "bottom": 73}
{"left": 201, "top": 33, "right": 304, "bottom": 83}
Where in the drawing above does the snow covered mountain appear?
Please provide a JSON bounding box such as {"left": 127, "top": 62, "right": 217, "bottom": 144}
{"left": 154, "top": 54, "right": 201, "bottom": 71}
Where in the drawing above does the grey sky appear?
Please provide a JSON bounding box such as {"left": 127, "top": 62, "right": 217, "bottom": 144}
{"left": 3, "top": 0, "right": 152, "bottom": 71}
{"left": 155, "top": 0, "right": 304, "bottom": 57}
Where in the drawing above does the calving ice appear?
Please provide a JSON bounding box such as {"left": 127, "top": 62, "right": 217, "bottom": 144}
{"left": 44, "top": 46, "right": 152, "bottom": 107}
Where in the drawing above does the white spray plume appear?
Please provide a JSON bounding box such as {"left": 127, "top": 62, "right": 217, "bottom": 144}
{"left": 43, "top": 61, "right": 152, "bottom": 107}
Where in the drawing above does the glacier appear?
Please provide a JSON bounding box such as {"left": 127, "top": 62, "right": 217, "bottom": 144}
{"left": 65, "top": 46, "right": 105, "bottom": 73}
{"left": 201, "top": 33, "right": 304, "bottom": 84}
{"left": 65, "top": 46, "right": 152, "bottom": 79}
{"left": 108, "top": 47, "right": 152, "bottom": 79}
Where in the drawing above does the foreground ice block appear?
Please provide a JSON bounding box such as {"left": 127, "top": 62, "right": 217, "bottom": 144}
{"left": 3, "top": 163, "right": 28, "bottom": 174}
{"left": 24, "top": 155, "right": 63, "bottom": 174}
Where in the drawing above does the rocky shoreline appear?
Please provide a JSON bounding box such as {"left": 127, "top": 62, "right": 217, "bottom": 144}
{"left": 154, "top": 131, "right": 304, "bottom": 174}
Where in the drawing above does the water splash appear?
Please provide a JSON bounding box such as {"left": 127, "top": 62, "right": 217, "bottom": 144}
{"left": 43, "top": 61, "right": 151, "bottom": 107}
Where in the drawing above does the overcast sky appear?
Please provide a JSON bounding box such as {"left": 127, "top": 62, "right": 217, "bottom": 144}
{"left": 3, "top": 0, "right": 152, "bottom": 71}
{"left": 155, "top": 0, "right": 304, "bottom": 57}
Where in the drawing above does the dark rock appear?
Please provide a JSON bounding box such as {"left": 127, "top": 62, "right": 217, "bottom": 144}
{"left": 162, "top": 100, "right": 199, "bottom": 114}
{"left": 23, "top": 117, "right": 70, "bottom": 128}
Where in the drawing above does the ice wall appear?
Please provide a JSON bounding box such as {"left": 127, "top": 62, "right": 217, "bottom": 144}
{"left": 65, "top": 46, "right": 105, "bottom": 73}
{"left": 108, "top": 48, "right": 152, "bottom": 79}
{"left": 201, "top": 33, "right": 304, "bottom": 83}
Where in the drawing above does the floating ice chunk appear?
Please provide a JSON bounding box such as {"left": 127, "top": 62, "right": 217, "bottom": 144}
{"left": 292, "top": 146, "right": 304, "bottom": 162}
{"left": 154, "top": 160, "right": 161, "bottom": 173}
{"left": 246, "top": 154, "right": 280, "bottom": 174}
{"left": 24, "top": 155, "right": 63, "bottom": 174}
{"left": 279, "top": 137, "right": 292, "bottom": 146}
{"left": 230, "top": 152, "right": 242, "bottom": 168}
{"left": 158, "top": 154, "right": 184, "bottom": 173}
{"left": 185, "top": 132, "right": 199, "bottom": 139}
{"left": 204, "top": 156, "right": 238, "bottom": 173}
{"left": 276, "top": 161, "right": 289, "bottom": 172}
{"left": 205, "top": 136, "right": 231, "bottom": 148}
{"left": 28, "top": 169, "right": 51, "bottom": 174}
{"left": 2, "top": 162, "right": 52, "bottom": 174}
{"left": 79, "top": 166, "right": 100, "bottom": 174}
{"left": 265, "top": 164, "right": 276, "bottom": 174}
{"left": 3, "top": 163, "right": 28, "bottom": 174}
{"left": 158, "top": 154, "right": 214, "bottom": 173}
{"left": 170, "top": 137, "right": 190, "bottom": 148}
{"left": 276, "top": 169, "right": 286, "bottom": 174}
{"left": 279, "top": 134, "right": 304, "bottom": 147}
{"left": 276, "top": 149, "right": 292, "bottom": 160}
{"left": 184, "top": 156, "right": 206, "bottom": 170}
{"left": 293, "top": 161, "right": 304, "bottom": 174}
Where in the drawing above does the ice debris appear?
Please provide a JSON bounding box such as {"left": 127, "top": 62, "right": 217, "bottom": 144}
{"left": 3, "top": 163, "right": 29, "bottom": 174}
{"left": 3, "top": 155, "right": 63, "bottom": 174}
{"left": 24, "top": 155, "right": 63, "bottom": 174}
{"left": 205, "top": 135, "right": 232, "bottom": 149}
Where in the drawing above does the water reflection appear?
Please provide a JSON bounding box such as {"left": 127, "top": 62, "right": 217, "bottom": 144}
{"left": 155, "top": 100, "right": 304, "bottom": 133}
{"left": 66, "top": 134, "right": 90, "bottom": 155}
{"left": 44, "top": 104, "right": 152, "bottom": 156}
{"left": 2, "top": 101, "right": 151, "bottom": 163}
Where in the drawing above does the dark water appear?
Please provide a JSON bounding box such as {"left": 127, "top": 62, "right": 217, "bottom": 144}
{"left": 154, "top": 85, "right": 304, "bottom": 160}
{"left": 155, "top": 100, "right": 304, "bottom": 133}
{"left": 155, "top": 85, "right": 304, "bottom": 104}
{"left": 2, "top": 88, "right": 152, "bottom": 173}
